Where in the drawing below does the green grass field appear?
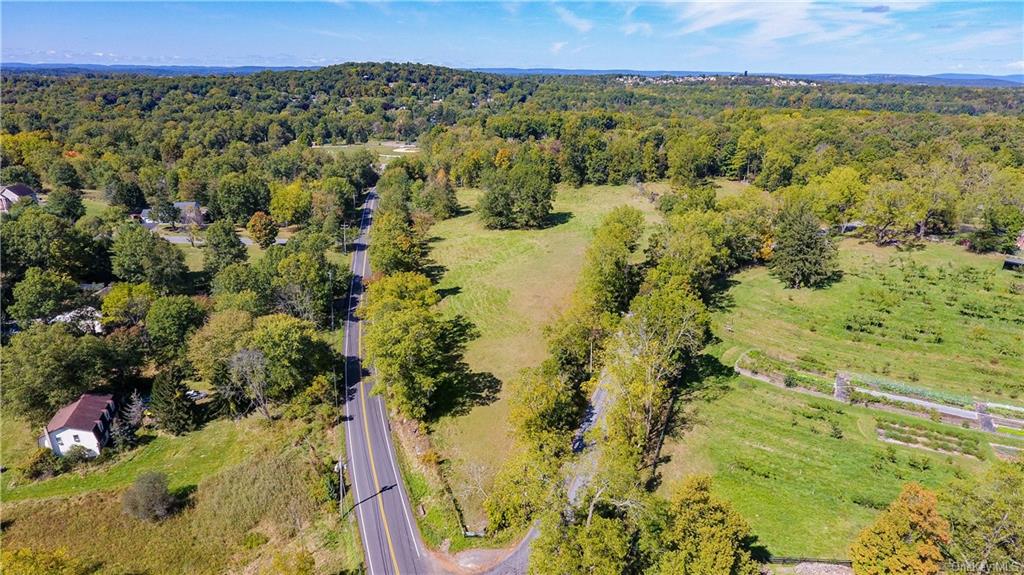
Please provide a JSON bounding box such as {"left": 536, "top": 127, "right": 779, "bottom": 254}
{"left": 657, "top": 373, "right": 1016, "bottom": 558}
{"left": 716, "top": 239, "right": 1024, "bottom": 402}
{"left": 1, "top": 417, "right": 275, "bottom": 501}
{"left": 427, "top": 183, "right": 661, "bottom": 529}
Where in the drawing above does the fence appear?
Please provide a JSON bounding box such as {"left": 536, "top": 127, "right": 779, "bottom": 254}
{"left": 769, "top": 556, "right": 853, "bottom": 566}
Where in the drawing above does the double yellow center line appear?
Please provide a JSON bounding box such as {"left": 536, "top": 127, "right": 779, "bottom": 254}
{"left": 356, "top": 193, "right": 402, "bottom": 575}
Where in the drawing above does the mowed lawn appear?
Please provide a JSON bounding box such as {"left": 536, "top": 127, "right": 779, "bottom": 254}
{"left": 716, "top": 239, "right": 1024, "bottom": 402}
{"left": 1, "top": 417, "right": 274, "bottom": 501}
{"left": 428, "top": 184, "right": 661, "bottom": 528}
{"left": 657, "top": 374, "right": 1009, "bottom": 558}
{"left": 314, "top": 139, "right": 418, "bottom": 161}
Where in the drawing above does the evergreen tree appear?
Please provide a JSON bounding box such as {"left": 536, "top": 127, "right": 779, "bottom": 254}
{"left": 149, "top": 365, "right": 198, "bottom": 435}
{"left": 44, "top": 189, "right": 86, "bottom": 221}
{"left": 770, "top": 201, "right": 838, "bottom": 288}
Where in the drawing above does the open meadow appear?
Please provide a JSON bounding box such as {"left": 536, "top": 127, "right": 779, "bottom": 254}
{"left": 0, "top": 417, "right": 362, "bottom": 574}
{"left": 426, "top": 183, "right": 662, "bottom": 529}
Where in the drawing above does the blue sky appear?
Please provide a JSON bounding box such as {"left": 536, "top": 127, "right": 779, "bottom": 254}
{"left": 2, "top": 1, "right": 1022, "bottom": 75}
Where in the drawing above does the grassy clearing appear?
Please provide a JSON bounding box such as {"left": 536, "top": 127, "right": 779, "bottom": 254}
{"left": 315, "top": 139, "right": 418, "bottom": 161}
{"left": 713, "top": 177, "right": 754, "bottom": 199}
{"left": 2, "top": 417, "right": 361, "bottom": 574}
{"left": 1, "top": 412, "right": 39, "bottom": 478}
{"left": 657, "top": 374, "right": 1009, "bottom": 558}
{"left": 79, "top": 188, "right": 109, "bottom": 218}
{"left": 716, "top": 239, "right": 1023, "bottom": 402}
{"left": 427, "top": 183, "right": 661, "bottom": 529}
{"left": 2, "top": 417, "right": 276, "bottom": 501}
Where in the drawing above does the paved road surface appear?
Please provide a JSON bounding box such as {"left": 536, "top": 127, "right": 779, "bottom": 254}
{"left": 343, "top": 189, "right": 430, "bottom": 574}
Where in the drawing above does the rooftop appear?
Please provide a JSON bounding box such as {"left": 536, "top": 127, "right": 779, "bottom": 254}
{"left": 46, "top": 393, "right": 114, "bottom": 432}
{"left": 1, "top": 183, "right": 37, "bottom": 197}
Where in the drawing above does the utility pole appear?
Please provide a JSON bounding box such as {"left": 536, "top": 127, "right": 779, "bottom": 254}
{"left": 330, "top": 269, "right": 339, "bottom": 408}
{"left": 338, "top": 460, "right": 346, "bottom": 512}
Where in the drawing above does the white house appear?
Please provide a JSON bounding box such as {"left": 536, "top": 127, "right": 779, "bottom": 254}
{"left": 38, "top": 393, "right": 116, "bottom": 457}
{"left": 50, "top": 306, "right": 104, "bottom": 334}
{"left": 0, "top": 183, "right": 39, "bottom": 213}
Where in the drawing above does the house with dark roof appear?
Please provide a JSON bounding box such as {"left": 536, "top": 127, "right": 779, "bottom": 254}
{"left": 38, "top": 393, "right": 116, "bottom": 457}
{"left": 140, "top": 201, "right": 204, "bottom": 226}
{"left": 0, "top": 183, "right": 39, "bottom": 213}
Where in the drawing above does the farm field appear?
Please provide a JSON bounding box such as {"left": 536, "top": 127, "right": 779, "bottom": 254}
{"left": 715, "top": 239, "right": 1024, "bottom": 402}
{"left": 656, "top": 373, "right": 1018, "bottom": 558}
{"left": 427, "top": 183, "right": 661, "bottom": 528}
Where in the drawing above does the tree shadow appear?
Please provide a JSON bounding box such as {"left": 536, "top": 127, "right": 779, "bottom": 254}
{"left": 171, "top": 483, "right": 198, "bottom": 514}
{"left": 421, "top": 259, "right": 449, "bottom": 284}
{"left": 540, "top": 211, "right": 573, "bottom": 229}
{"left": 406, "top": 314, "right": 503, "bottom": 421}
{"left": 436, "top": 286, "right": 462, "bottom": 299}
{"left": 705, "top": 276, "right": 738, "bottom": 313}
{"left": 744, "top": 535, "right": 772, "bottom": 563}
{"left": 895, "top": 240, "right": 927, "bottom": 253}
{"left": 428, "top": 371, "right": 502, "bottom": 421}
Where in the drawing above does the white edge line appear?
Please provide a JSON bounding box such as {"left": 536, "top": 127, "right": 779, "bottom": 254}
{"left": 345, "top": 193, "right": 376, "bottom": 575}
{"left": 377, "top": 398, "right": 422, "bottom": 557}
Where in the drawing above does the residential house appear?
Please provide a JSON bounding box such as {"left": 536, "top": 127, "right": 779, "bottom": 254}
{"left": 51, "top": 306, "right": 104, "bottom": 334}
{"left": 38, "top": 393, "right": 117, "bottom": 457}
{"left": 0, "top": 183, "right": 39, "bottom": 213}
{"left": 140, "top": 201, "right": 204, "bottom": 226}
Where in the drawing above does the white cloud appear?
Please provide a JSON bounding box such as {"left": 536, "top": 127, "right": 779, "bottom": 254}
{"left": 1007, "top": 60, "right": 1024, "bottom": 71}
{"left": 554, "top": 5, "right": 594, "bottom": 33}
{"left": 672, "top": 0, "right": 930, "bottom": 48}
{"left": 623, "top": 21, "right": 653, "bottom": 36}
{"left": 551, "top": 41, "right": 568, "bottom": 54}
{"left": 934, "top": 26, "right": 1020, "bottom": 53}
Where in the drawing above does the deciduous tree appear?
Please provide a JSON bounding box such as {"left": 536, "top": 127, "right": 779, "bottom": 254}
{"left": 246, "top": 211, "right": 278, "bottom": 249}
{"left": 145, "top": 295, "right": 206, "bottom": 360}
{"left": 203, "top": 219, "right": 247, "bottom": 275}
{"left": 850, "top": 483, "right": 950, "bottom": 575}
{"left": 9, "top": 267, "right": 79, "bottom": 325}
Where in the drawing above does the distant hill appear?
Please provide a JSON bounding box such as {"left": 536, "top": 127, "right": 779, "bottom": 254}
{"left": 4, "top": 62, "right": 1023, "bottom": 88}
{"left": 0, "top": 62, "right": 317, "bottom": 77}
{"left": 476, "top": 68, "right": 1024, "bottom": 88}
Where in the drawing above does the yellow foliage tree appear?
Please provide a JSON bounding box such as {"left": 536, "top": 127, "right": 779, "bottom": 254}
{"left": 850, "top": 483, "right": 950, "bottom": 575}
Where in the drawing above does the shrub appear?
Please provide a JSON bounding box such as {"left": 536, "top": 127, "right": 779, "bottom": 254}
{"left": 20, "top": 448, "right": 68, "bottom": 480}
{"left": 243, "top": 532, "right": 269, "bottom": 549}
{"left": 122, "top": 471, "right": 175, "bottom": 521}
{"left": 61, "top": 445, "right": 92, "bottom": 467}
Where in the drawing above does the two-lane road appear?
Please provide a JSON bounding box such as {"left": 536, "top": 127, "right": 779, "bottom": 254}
{"left": 343, "top": 190, "right": 430, "bottom": 574}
